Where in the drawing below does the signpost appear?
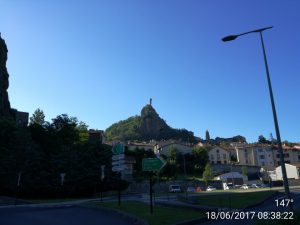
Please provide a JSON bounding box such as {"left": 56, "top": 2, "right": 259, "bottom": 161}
{"left": 100, "top": 165, "right": 105, "bottom": 201}
{"left": 112, "top": 154, "right": 125, "bottom": 160}
{"left": 112, "top": 160, "right": 125, "bottom": 166}
{"left": 142, "top": 157, "right": 166, "bottom": 215}
{"left": 60, "top": 173, "right": 66, "bottom": 186}
{"left": 111, "top": 143, "right": 125, "bottom": 206}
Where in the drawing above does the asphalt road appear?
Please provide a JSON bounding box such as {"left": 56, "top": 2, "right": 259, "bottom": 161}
{"left": 0, "top": 206, "right": 134, "bottom": 225}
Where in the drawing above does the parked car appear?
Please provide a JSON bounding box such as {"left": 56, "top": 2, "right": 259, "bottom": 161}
{"left": 206, "top": 186, "right": 216, "bottom": 191}
{"left": 169, "top": 185, "right": 182, "bottom": 193}
{"left": 196, "top": 186, "right": 203, "bottom": 192}
{"left": 186, "top": 186, "right": 196, "bottom": 192}
{"left": 234, "top": 185, "right": 242, "bottom": 189}
{"left": 224, "top": 183, "right": 234, "bottom": 190}
{"left": 251, "top": 184, "right": 264, "bottom": 188}
{"left": 241, "top": 184, "right": 251, "bottom": 189}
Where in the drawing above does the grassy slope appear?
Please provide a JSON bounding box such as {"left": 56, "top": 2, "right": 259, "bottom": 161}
{"left": 96, "top": 201, "right": 204, "bottom": 225}
{"left": 187, "top": 190, "right": 276, "bottom": 209}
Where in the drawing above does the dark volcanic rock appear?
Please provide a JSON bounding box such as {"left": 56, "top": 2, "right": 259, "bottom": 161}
{"left": 139, "top": 104, "right": 168, "bottom": 137}
{"left": 0, "top": 34, "right": 12, "bottom": 117}
{"left": 105, "top": 102, "right": 195, "bottom": 142}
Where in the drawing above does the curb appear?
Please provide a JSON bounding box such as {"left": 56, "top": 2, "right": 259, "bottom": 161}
{"left": 0, "top": 203, "right": 75, "bottom": 209}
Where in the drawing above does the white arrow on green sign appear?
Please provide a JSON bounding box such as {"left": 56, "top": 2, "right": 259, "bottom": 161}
{"left": 142, "top": 158, "right": 166, "bottom": 172}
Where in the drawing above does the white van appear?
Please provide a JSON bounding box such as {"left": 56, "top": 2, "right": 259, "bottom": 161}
{"left": 169, "top": 185, "right": 181, "bottom": 193}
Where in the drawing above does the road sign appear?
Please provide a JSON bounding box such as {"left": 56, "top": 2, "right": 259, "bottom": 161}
{"left": 112, "top": 154, "right": 125, "bottom": 160}
{"left": 100, "top": 165, "right": 105, "bottom": 180}
{"left": 60, "top": 173, "right": 66, "bottom": 186}
{"left": 142, "top": 158, "right": 166, "bottom": 172}
{"left": 112, "top": 165, "right": 126, "bottom": 172}
{"left": 112, "top": 143, "right": 124, "bottom": 155}
{"left": 112, "top": 160, "right": 125, "bottom": 166}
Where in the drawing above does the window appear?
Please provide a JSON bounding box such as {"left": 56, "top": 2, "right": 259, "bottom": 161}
{"left": 223, "top": 154, "right": 227, "bottom": 159}
{"left": 224, "top": 161, "right": 227, "bottom": 164}
{"left": 217, "top": 153, "right": 220, "bottom": 159}
{"left": 210, "top": 154, "right": 214, "bottom": 160}
{"left": 217, "top": 161, "right": 221, "bottom": 164}
{"left": 258, "top": 149, "right": 263, "bottom": 152}
{"left": 262, "top": 162, "right": 265, "bottom": 166}
{"left": 246, "top": 159, "right": 249, "bottom": 164}
{"left": 298, "top": 155, "right": 300, "bottom": 161}
{"left": 216, "top": 149, "right": 219, "bottom": 153}
{"left": 259, "top": 155, "right": 265, "bottom": 159}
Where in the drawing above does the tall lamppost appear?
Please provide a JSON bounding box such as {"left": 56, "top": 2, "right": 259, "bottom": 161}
{"left": 222, "top": 26, "right": 291, "bottom": 201}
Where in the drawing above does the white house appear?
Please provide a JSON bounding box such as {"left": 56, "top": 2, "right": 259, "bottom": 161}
{"left": 154, "top": 140, "right": 193, "bottom": 156}
{"left": 275, "top": 163, "right": 300, "bottom": 180}
{"left": 208, "top": 146, "right": 230, "bottom": 164}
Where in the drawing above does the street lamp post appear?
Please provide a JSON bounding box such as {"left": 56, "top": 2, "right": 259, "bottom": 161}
{"left": 222, "top": 26, "right": 291, "bottom": 202}
{"left": 100, "top": 165, "right": 105, "bottom": 202}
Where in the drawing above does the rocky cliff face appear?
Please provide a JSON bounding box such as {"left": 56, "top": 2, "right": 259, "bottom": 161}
{"left": 0, "top": 34, "right": 12, "bottom": 117}
{"left": 105, "top": 102, "right": 195, "bottom": 142}
{"left": 139, "top": 104, "right": 168, "bottom": 137}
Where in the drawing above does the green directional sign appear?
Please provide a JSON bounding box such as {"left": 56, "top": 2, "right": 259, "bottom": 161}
{"left": 142, "top": 158, "right": 166, "bottom": 172}
{"left": 112, "top": 143, "right": 124, "bottom": 155}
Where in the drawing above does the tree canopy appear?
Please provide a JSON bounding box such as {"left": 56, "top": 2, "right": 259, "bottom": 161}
{"left": 0, "top": 110, "right": 124, "bottom": 198}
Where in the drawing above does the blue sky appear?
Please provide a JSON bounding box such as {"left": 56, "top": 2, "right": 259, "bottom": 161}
{"left": 1, "top": 1, "right": 299, "bottom": 143}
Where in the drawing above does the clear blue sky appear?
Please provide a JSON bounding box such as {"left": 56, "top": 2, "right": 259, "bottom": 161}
{"left": 1, "top": 1, "right": 299, "bottom": 143}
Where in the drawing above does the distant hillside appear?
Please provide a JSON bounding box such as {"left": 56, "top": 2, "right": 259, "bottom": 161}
{"left": 104, "top": 103, "right": 196, "bottom": 142}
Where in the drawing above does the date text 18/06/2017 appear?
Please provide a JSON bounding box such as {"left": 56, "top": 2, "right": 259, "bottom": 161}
{"left": 206, "top": 198, "right": 294, "bottom": 220}
{"left": 206, "top": 211, "right": 294, "bottom": 220}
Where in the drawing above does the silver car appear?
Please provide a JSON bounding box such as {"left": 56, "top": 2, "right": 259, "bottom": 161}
{"left": 206, "top": 186, "right": 216, "bottom": 191}
{"left": 241, "top": 184, "right": 251, "bottom": 189}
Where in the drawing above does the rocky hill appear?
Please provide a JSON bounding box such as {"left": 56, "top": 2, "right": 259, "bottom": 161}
{"left": 104, "top": 103, "right": 196, "bottom": 142}
{"left": 0, "top": 34, "right": 12, "bottom": 117}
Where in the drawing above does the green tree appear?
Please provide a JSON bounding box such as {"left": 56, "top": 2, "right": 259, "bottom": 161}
{"left": 258, "top": 135, "right": 270, "bottom": 144}
{"left": 242, "top": 165, "right": 247, "bottom": 177}
{"left": 169, "top": 146, "right": 178, "bottom": 162}
{"left": 51, "top": 114, "right": 79, "bottom": 145}
{"left": 202, "top": 163, "right": 213, "bottom": 185}
{"left": 29, "top": 108, "right": 45, "bottom": 126}
{"left": 76, "top": 121, "right": 89, "bottom": 143}
{"left": 192, "top": 146, "right": 209, "bottom": 174}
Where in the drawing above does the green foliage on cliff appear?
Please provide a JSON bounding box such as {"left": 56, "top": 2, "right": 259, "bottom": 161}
{"left": 105, "top": 116, "right": 141, "bottom": 141}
